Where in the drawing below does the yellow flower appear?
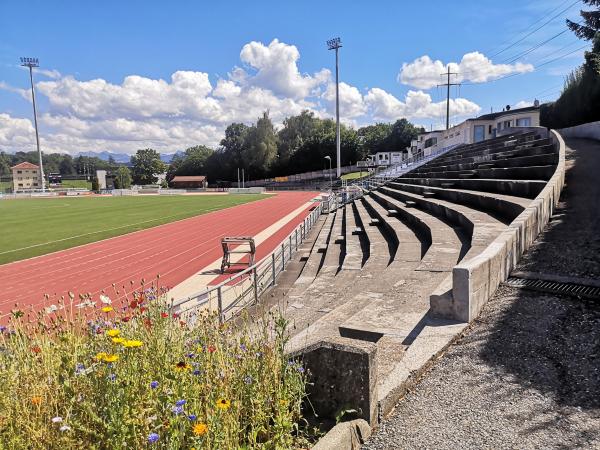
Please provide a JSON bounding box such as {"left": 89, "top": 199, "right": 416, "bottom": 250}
{"left": 31, "top": 396, "right": 42, "bottom": 406}
{"left": 95, "top": 352, "right": 108, "bottom": 361}
{"left": 106, "top": 329, "right": 120, "bottom": 337}
{"left": 174, "top": 361, "right": 191, "bottom": 372}
{"left": 122, "top": 339, "right": 143, "bottom": 348}
{"left": 112, "top": 337, "right": 125, "bottom": 344}
{"left": 192, "top": 422, "right": 208, "bottom": 436}
{"left": 102, "top": 354, "right": 119, "bottom": 363}
{"left": 216, "top": 398, "right": 231, "bottom": 410}
{"left": 101, "top": 306, "right": 113, "bottom": 313}
{"left": 279, "top": 399, "right": 289, "bottom": 407}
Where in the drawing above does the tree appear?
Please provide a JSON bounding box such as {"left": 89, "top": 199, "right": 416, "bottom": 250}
{"left": 130, "top": 148, "right": 166, "bottom": 185}
{"left": 91, "top": 177, "right": 100, "bottom": 191}
{"left": 243, "top": 112, "right": 278, "bottom": 178}
{"left": 59, "top": 157, "right": 76, "bottom": 175}
{"left": 167, "top": 145, "right": 214, "bottom": 183}
{"left": 567, "top": 0, "right": 600, "bottom": 40}
{"left": 220, "top": 123, "right": 250, "bottom": 171}
{"left": 358, "top": 123, "right": 393, "bottom": 157}
{"left": 113, "top": 166, "right": 132, "bottom": 189}
{"left": 277, "top": 110, "right": 319, "bottom": 165}
{"left": 385, "top": 119, "right": 424, "bottom": 153}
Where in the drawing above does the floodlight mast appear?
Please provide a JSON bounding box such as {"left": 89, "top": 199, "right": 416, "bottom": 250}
{"left": 327, "top": 37, "right": 342, "bottom": 179}
{"left": 20, "top": 57, "right": 45, "bottom": 192}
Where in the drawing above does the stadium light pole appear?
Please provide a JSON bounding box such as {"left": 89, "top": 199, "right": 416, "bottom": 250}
{"left": 20, "top": 57, "right": 45, "bottom": 192}
{"left": 327, "top": 37, "right": 342, "bottom": 179}
{"left": 324, "top": 156, "right": 332, "bottom": 191}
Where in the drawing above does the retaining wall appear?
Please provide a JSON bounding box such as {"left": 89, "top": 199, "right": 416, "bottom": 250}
{"left": 558, "top": 120, "right": 600, "bottom": 141}
{"left": 439, "top": 130, "right": 566, "bottom": 322}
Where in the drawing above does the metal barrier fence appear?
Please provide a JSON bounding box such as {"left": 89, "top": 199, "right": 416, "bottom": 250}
{"left": 351, "top": 144, "right": 462, "bottom": 191}
{"left": 171, "top": 202, "right": 323, "bottom": 323}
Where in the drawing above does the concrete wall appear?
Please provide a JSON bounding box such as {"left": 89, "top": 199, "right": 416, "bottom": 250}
{"left": 444, "top": 130, "right": 566, "bottom": 322}
{"left": 558, "top": 120, "right": 600, "bottom": 141}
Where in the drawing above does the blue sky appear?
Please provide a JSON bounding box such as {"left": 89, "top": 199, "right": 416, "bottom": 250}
{"left": 0, "top": 0, "right": 590, "bottom": 154}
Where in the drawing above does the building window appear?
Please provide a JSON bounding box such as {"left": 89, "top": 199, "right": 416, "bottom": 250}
{"left": 17, "top": 170, "right": 22, "bottom": 174}
{"left": 504, "top": 120, "right": 511, "bottom": 129}
{"left": 474, "top": 125, "right": 485, "bottom": 143}
{"left": 33, "top": 183, "right": 38, "bottom": 186}
{"left": 424, "top": 137, "right": 437, "bottom": 148}
{"left": 488, "top": 125, "right": 492, "bottom": 134}
{"left": 18, "top": 183, "right": 23, "bottom": 187}
{"left": 516, "top": 117, "right": 531, "bottom": 126}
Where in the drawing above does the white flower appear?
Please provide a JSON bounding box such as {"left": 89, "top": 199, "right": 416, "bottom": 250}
{"left": 59, "top": 425, "right": 71, "bottom": 432}
{"left": 51, "top": 416, "right": 63, "bottom": 423}
{"left": 99, "top": 294, "right": 112, "bottom": 305}
{"left": 76, "top": 300, "right": 96, "bottom": 309}
{"left": 45, "top": 305, "right": 58, "bottom": 314}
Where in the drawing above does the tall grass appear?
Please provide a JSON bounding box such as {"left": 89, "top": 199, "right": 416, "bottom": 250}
{"left": 0, "top": 281, "right": 309, "bottom": 449}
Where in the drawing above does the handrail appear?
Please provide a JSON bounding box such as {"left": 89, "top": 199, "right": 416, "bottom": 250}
{"left": 171, "top": 202, "right": 323, "bottom": 322}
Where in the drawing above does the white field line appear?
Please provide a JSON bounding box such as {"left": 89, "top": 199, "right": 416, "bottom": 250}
{"left": 0, "top": 203, "right": 238, "bottom": 256}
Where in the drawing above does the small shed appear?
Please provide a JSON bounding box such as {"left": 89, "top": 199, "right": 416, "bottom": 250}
{"left": 171, "top": 175, "right": 207, "bottom": 189}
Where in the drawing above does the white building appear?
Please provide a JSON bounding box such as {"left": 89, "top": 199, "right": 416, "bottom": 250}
{"left": 410, "top": 105, "right": 541, "bottom": 157}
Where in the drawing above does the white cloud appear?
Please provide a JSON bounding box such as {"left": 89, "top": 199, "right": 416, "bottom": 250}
{"left": 514, "top": 100, "right": 533, "bottom": 108}
{"left": 399, "top": 52, "right": 534, "bottom": 89}
{"left": 365, "top": 88, "right": 481, "bottom": 122}
{"left": 1, "top": 39, "right": 488, "bottom": 156}
{"left": 239, "top": 39, "right": 330, "bottom": 99}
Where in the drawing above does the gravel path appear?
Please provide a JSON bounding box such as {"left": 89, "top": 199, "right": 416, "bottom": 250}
{"left": 363, "top": 137, "right": 600, "bottom": 449}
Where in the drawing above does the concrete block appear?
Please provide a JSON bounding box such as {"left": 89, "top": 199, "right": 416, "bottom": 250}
{"left": 387, "top": 209, "right": 398, "bottom": 216}
{"left": 300, "top": 253, "right": 310, "bottom": 262}
{"left": 335, "top": 235, "right": 345, "bottom": 243}
{"left": 369, "top": 218, "right": 380, "bottom": 226}
{"left": 351, "top": 227, "right": 363, "bottom": 235}
{"left": 290, "top": 338, "right": 378, "bottom": 426}
{"left": 422, "top": 191, "right": 437, "bottom": 198}
{"left": 404, "top": 200, "right": 417, "bottom": 207}
{"left": 312, "top": 419, "right": 371, "bottom": 450}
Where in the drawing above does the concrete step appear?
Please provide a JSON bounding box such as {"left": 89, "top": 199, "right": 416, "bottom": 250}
{"left": 398, "top": 177, "right": 546, "bottom": 199}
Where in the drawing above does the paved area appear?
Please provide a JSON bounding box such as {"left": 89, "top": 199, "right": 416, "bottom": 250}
{"left": 363, "top": 137, "right": 600, "bottom": 449}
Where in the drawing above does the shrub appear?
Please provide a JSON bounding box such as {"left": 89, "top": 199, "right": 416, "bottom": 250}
{"left": 0, "top": 282, "right": 308, "bottom": 449}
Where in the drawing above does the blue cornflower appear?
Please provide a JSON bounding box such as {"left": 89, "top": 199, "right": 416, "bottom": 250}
{"left": 186, "top": 352, "right": 195, "bottom": 358}
{"left": 0, "top": 326, "right": 6, "bottom": 333}
{"left": 193, "top": 369, "right": 201, "bottom": 376}
{"left": 108, "top": 373, "right": 117, "bottom": 382}
{"left": 297, "top": 366, "right": 305, "bottom": 373}
{"left": 171, "top": 405, "right": 184, "bottom": 415}
{"left": 148, "top": 433, "right": 159, "bottom": 444}
{"left": 240, "top": 343, "right": 247, "bottom": 352}
{"left": 187, "top": 414, "right": 197, "bottom": 421}
{"left": 74, "top": 363, "right": 86, "bottom": 376}
{"left": 150, "top": 381, "right": 159, "bottom": 389}
{"left": 176, "top": 399, "right": 186, "bottom": 407}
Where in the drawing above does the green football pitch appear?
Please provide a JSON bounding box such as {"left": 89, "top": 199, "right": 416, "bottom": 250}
{"left": 0, "top": 194, "right": 266, "bottom": 265}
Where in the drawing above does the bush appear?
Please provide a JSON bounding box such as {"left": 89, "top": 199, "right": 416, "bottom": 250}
{"left": 0, "top": 282, "right": 308, "bottom": 449}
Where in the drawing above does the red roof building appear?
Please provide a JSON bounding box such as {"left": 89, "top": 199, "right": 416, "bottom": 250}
{"left": 11, "top": 161, "right": 41, "bottom": 191}
{"left": 170, "top": 175, "right": 207, "bottom": 189}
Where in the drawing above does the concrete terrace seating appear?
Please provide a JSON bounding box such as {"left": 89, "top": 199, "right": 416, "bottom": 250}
{"left": 276, "top": 128, "right": 563, "bottom": 426}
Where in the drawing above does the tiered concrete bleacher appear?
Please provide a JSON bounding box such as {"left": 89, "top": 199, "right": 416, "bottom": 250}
{"left": 278, "top": 128, "right": 564, "bottom": 426}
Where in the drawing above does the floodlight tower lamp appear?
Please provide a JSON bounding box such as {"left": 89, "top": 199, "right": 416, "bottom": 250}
{"left": 20, "top": 56, "right": 45, "bottom": 192}
{"left": 326, "top": 37, "right": 342, "bottom": 179}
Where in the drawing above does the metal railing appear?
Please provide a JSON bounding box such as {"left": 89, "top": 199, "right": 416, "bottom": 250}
{"left": 171, "top": 202, "right": 323, "bottom": 323}
{"left": 352, "top": 144, "right": 462, "bottom": 192}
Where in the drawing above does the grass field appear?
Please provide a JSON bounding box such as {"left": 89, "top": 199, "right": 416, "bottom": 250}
{"left": 59, "top": 180, "right": 92, "bottom": 189}
{"left": 0, "top": 194, "right": 267, "bottom": 265}
{"left": 341, "top": 171, "right": 369, "bottom": 181}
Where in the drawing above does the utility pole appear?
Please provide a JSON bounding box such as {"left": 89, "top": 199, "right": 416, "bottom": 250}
{"left": 327, "top": 37, "right": 342, "bottom": 178}
{"left": 20, "top": 57, "right": 45, "bottom": 191}
{"left": 438, "top": 66, "right": 460, "bottom": 130}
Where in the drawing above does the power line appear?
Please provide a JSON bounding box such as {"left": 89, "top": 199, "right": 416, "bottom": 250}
{"left": 491, "top": 0, "right": 581, "bottom": 58}
{"left": 502, "top": 26, "right": 573, "bottom": 64}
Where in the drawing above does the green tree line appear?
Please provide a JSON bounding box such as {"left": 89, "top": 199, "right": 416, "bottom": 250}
{"left": 541, "top": 1, "right": 600, "bottom": 128}
{"left": 166, "top": 111, "right": 423, "bottom": 184}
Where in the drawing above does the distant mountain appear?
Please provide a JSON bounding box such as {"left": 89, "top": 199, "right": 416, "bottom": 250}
{"left": 77, "top": 151, "right": 131, "bottom": 164}
{"left": 160, "top": 151, "right": 185, "bottom": 163}
{"left": 76, "top": 150, "right": 184, "bottom": 164}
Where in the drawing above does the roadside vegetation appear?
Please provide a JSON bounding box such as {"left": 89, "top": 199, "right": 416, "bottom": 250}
{"left": 541, "top": 2, "right": 600, "bottom": 128}
{"left": 0, "top": 282, "right": 310, "bottom": 449}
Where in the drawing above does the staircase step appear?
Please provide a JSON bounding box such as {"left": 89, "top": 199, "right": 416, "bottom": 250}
{"left": 334, "top": 235, "right": 345, "bottom": 243}
{"left": 387, "top": 209, "right": 398, "bottom": 216}
{"left": 352, "top": 227, "right": 363, "bottom": 235}
{"left": 422, "top": 191, "right": 436, "bottom": 198}
{"left": 404, "top": 200, "right": 417, "bottom": 207}
{"left": 440, "top": 182, "right": 455, "bottom": 188}
{"left": 369, "top": 218, "right": 380, "bottom": 226}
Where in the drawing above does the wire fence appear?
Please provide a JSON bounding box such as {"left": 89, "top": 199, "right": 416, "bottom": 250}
{"left": 171, "top": 202, "right": 323, "bottom": 324}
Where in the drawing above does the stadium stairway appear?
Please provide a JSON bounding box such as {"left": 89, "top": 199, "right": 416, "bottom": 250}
{"left": 273, "top": 129, "right": 560, "bottom": 424}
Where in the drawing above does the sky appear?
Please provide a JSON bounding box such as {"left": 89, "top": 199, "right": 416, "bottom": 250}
{"left": 0, "top": 0, "right": 591, "bottom": 156}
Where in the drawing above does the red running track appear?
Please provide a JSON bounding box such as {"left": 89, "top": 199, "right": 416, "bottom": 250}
{"left": 0, "top": 192, "right": 318, "bottom": 317}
